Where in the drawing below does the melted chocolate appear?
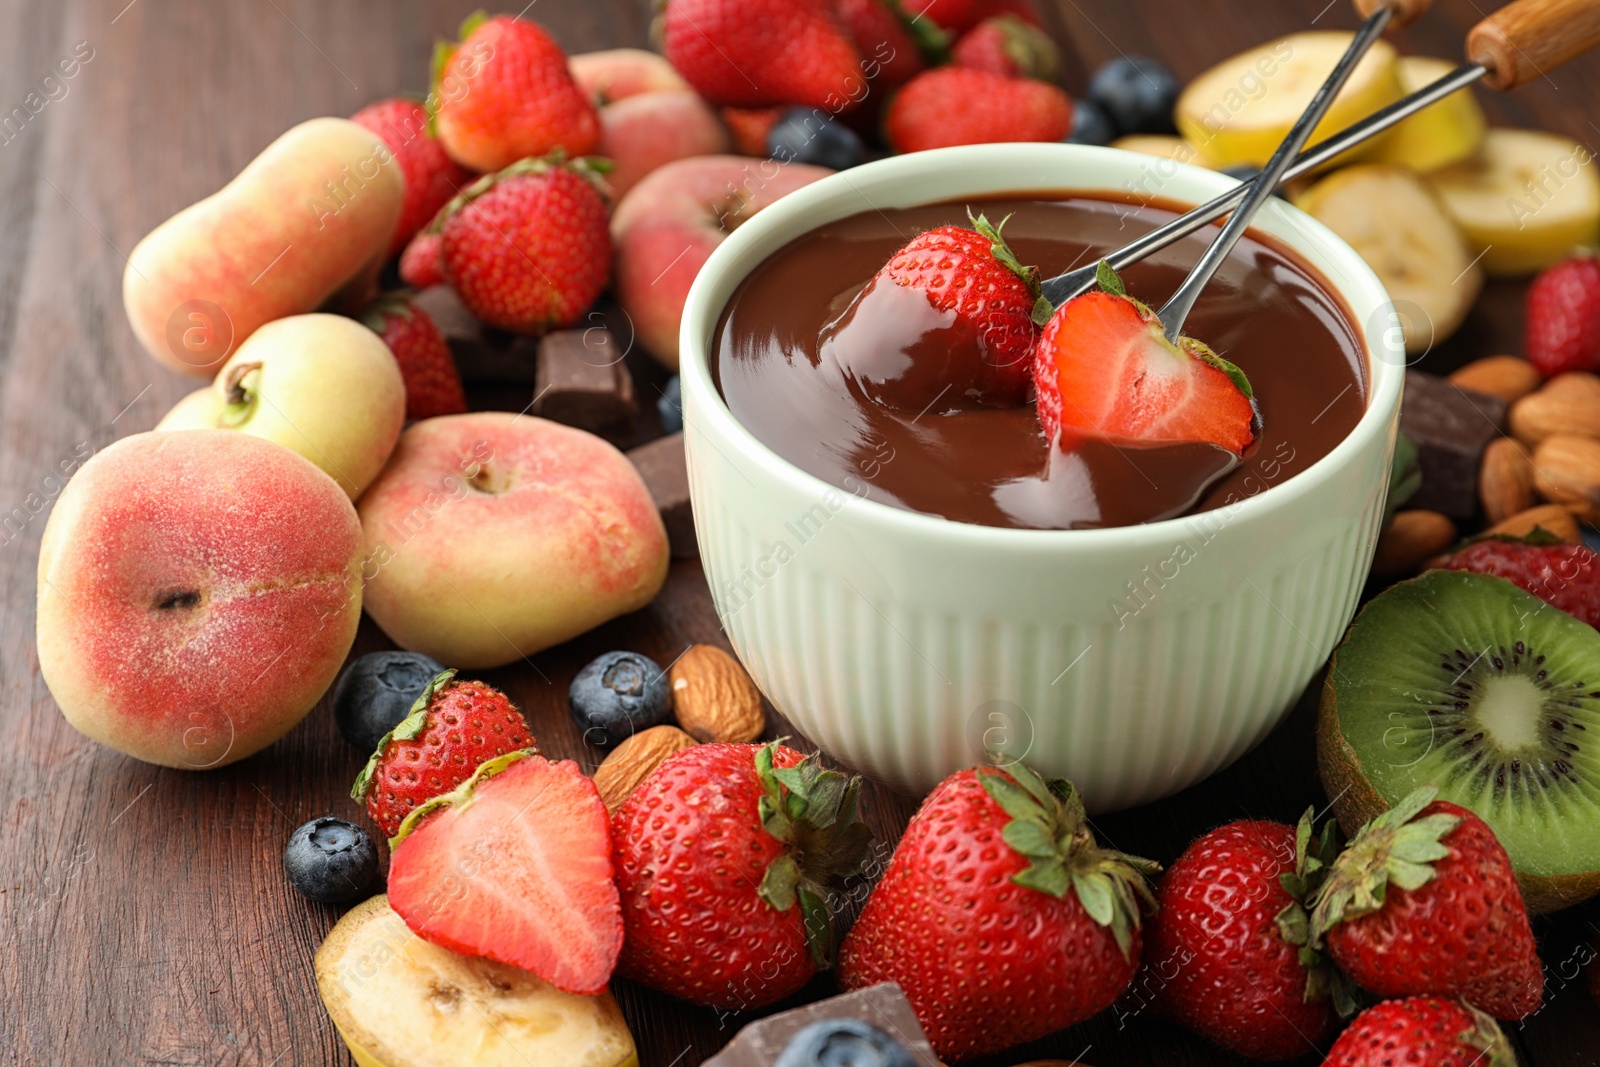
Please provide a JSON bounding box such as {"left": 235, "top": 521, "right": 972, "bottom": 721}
{"left": 713, "top": 195, "right": 1367, "bottom": 530}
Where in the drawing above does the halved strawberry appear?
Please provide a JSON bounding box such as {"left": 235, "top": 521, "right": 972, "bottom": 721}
{"left": 1034, "top": 262, "right": 1256, "bottom": 454}
{"left": 386, "top": 751, "right": 623, "bottom": 995}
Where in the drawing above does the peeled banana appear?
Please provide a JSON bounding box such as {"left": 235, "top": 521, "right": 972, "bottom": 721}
{"left": 316, "top": 896, "right": 640, "bottom": 1067}
{"left": 1297, "top": 164, "right": 1483, "bottom": 354}
{"left": 1426, "top": 128, "right": 1600, "bottom": 278}
{"left": 1367, "top": 56, "right": 1487, "bottom": 173}
{"left": 1176, "top": 32, "right": 1404, "bottom": 170}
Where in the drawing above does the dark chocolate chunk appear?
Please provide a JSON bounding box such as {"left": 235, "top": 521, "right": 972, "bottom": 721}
{"left": 409, "top": 286, "right": 536, "bottom": 385}
{"left": 1400, "top": 370, "right": 1506, "bottom": 520}
{"left": 533, "top": 328, "right": 638, "bottom": 431}
{"left": 704, "top": 983, "right": 939, "bottom": 1067}
{"left": 627, "top": 432, "right": 695, "bottom": 558}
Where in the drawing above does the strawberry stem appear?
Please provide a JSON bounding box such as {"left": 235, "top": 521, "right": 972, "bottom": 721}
{"left": 978, "top": 763, "right": 1159, "bottom": 959}
{"left": 1307, "top": 786, "right": 1461, "bottom": 943}
{"left": 752, "top": 741, "right": 873, "bottom": 969}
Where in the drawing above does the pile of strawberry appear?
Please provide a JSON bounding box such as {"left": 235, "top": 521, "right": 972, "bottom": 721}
{"left": 346, "top": 668, "right": 1553, "bottom": 1066}
{"left": 334, "top": 1, "right": 1136, "bottom": 430}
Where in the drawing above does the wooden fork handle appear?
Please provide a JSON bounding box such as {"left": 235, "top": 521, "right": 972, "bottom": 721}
{"left": 1353, "top": 0, "right": 1433, "bottom": 29}
{"left": 1468, "top": 0, "right": 1600, "bottom": 90}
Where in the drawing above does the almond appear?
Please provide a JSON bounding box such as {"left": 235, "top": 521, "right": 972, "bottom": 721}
{"left": 1449, "top": 355, "right": 1543, "bottom": 403}
{"left": 593, "top": 725, "right": 697, "bottom": 812}
{"left": 1532, "top": 433, "right": 1600, "bottom": 512}
{"left": 670, "top": 644, "right": 765, "bottom": 743}
{"left": 1508, "top": 372, "right": 1600, "bottom": 446}
{"left": 1483, "top": 503, "right": 1581, "bottom": 543}
{"left": 1371, "top": 509, "right": 1457, "bottom": 578}
{"left": 1478, "top": 437, "right": 1534, "bottom": 523}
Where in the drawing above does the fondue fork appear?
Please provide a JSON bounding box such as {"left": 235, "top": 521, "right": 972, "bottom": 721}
{"left": 1154, "top": 2, "right": 1398, "bottom": 340}
{"left": 1038, "top": 0, "right": 1600, "bottom": 310}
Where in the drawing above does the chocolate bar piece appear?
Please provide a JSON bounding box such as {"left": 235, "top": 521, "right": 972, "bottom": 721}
{"left": 704, "top": 983, "right": 939, "bottom": 1066}
{"left": 1400, "top": 370, "right": 1506, "bottom": 520}
{"left": 627, "top": 432, "right": 695, "bottom": 558}
{"left": 533, "top": 328, "right": 638, "bottom": 431}
{"left": 409, "top": 286, "right": 537, "bottom": 385}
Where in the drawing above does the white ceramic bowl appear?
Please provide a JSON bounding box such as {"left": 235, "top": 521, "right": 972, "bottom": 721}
{"left": 679, "top": 143, "right": 1403, "bottom": 811}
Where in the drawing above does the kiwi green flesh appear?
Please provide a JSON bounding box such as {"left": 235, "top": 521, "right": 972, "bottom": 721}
{"left": 1318, "top": 570, "right": 1600, "bottom": 912}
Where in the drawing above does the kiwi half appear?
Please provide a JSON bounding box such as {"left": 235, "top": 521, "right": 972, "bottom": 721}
{"left": 1319, "top": 568, "right": 1600, "bottom": 913}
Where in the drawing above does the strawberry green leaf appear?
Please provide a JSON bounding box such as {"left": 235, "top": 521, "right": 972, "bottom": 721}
{"left": 458, "top": 9, "right": 489, "bottom": 38}
{"left": 758, "top": 853, "right": 801, "bottom": 912}
{"left": 1002, "top": 818, "right": 1058, "bottom": 858}
{"left": 968, "top": 210, "right": 1047, "bottom": 324}
{"left": 1308, "top": 786, "right": 1461, "bottom": 940}
{"left": 750, "top": 741, "right": 872, "bottom": 972}
{"left": 1071, "top": 869, "right": 1116, "bottom": 927}
{"left": 350, "top": 669, "right": 457, "bottom": 801}
{"left": 979, "top": 764, "right": 1159, "bottom": 957}
{"left": 1095, "top": 259, "right": 1127, "bottom": 298}
{"left": 1182, "top": 337, "right": 1254, "bottom": 399}
{"left": 797, "top": 884, "right": 833, "bottom": 969}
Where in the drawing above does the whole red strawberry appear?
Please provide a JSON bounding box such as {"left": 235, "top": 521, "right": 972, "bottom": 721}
{"left": 611, "top": 741, "right": 872, "bottom": 1010}
{"left": 1035, "top": 261, "right": 1256, "bottom": 453}
{"left": 828, "top": 212, "right": 1049, "bottom": 410}
{"left": 438, "top": 156, "right": 611, "bottom": 334}
{"left": 1323, "top": 997, "right": 1516, "bottom": 1067}
{"left": 660, "top": 0, "right": 863, "bottom": 109}
{"left": 1525, "top": 251, "right": 1600, "bottom": 377}
{"left": 351, "top": 98, "right": 474, "bottom": 258}
{"left": 398, "top": 230, "right": 445, "bottom": 290}
{"left": 1310, "top": 787, "right": 1544, "bottom": 1020}
{"left": 838, "top": 763, "right": 1158, "bottom": 1062}
{"left": 1436, "top": 538, "right": 1600, "bottom": 627}
{"left": 835, "top": 0, "right": 929, "bottom": 92}
{"left": 886, "top": 67, "right": 1072, "bottom": 152}
{"left": 951, "top": 14, "right": 1061, "bottom": 80}
{"left": 1144, "top": 813, "right": 1345, "bottom": 1059}
{"left": 362, "top": 293, "right": 468, "bottom": 420}
{"left": 916, "top": 0, "right": 1042, "bottom": 36}
{"left": 432, "top": 14, "right": 600, "bottom": 173}
{"left": 351, "top": 670, "right": 536, "bottom": 839}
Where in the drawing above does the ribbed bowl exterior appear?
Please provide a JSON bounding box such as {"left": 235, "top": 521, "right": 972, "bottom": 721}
{"left": 679, "top": 145, "right": 1404, "bottom": 810}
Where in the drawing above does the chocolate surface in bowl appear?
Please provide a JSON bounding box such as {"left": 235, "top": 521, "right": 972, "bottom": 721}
{"left": 713, "top": 194, "right": 1368, "bottom": 530}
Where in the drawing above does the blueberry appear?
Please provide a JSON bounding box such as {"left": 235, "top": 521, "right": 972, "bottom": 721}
{"left": 1064, "top": 98, "right": 1117, "bottom": 146}
{"left": 1088, "top": 55, "right": 1180, "bottom": 136}
{"left": 658, "top": 375, "right": 683, "bottom": 434}
{"left": 768, "top": 107, "right": 863, "bottom": 170}
{"left": 1221, "top": 164, "right": 1290, "bottom": 200}
{"left": 333, "top": 650, "right": 447, "bottom": 755}
{"left": 284, "top": 817, "right": 378, "bottom": 904}
{"left": 773, "top": 1020, "right": 917, "bottom": 1067}
{"left": 568, "top": 651, "right": 671, "bottom": 747}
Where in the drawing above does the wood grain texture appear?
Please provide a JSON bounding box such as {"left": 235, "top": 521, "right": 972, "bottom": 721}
{"left": 1, "top": 2, "right": 1598, "bottom": 1065}
{"left": 1468, "top": 0, "right": 1600, "bottom": 90}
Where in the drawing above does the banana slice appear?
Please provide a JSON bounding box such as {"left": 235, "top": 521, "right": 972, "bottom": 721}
{"left": 1110, "top": 134, "right": 1210, "bottom": 166}
{"left": 316, "top": 896, "right": 639, "bottom": 1067}
{"left": 1366, "top": 56, "right": 1486, "bottom": 173}
{"left": 1177, "top": 31, "right": 1404, "bottom": 170}
{"left": 1296, "top": 164, "right": 1482, "bottom": 354}
{"left": 1426, "top": 128, "right": 1600, "bottom": 278}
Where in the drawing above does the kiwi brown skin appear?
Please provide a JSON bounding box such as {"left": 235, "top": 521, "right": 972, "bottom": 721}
{"left": 1318, "top": 648, "right": 1600, "bottom": 916}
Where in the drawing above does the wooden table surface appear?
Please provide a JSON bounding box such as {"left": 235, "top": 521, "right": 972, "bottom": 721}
{"left": 3, "top": 1, "right": 1599, "bottom": 1064}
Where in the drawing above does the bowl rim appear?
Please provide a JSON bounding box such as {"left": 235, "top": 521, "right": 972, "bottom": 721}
{"left": 678, "top": 142, "right": 1403, "bottom": 549}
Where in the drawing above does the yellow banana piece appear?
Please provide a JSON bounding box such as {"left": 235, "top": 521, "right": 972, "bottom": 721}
{"left": 1177, "top": 31, "right": 1403, "bottom": 170}
{"left": 316, "top": 896, "right": 639, "bottom": 1067}
{"left": 1427, "top": 128, "right": 1600, "bottom": 278}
